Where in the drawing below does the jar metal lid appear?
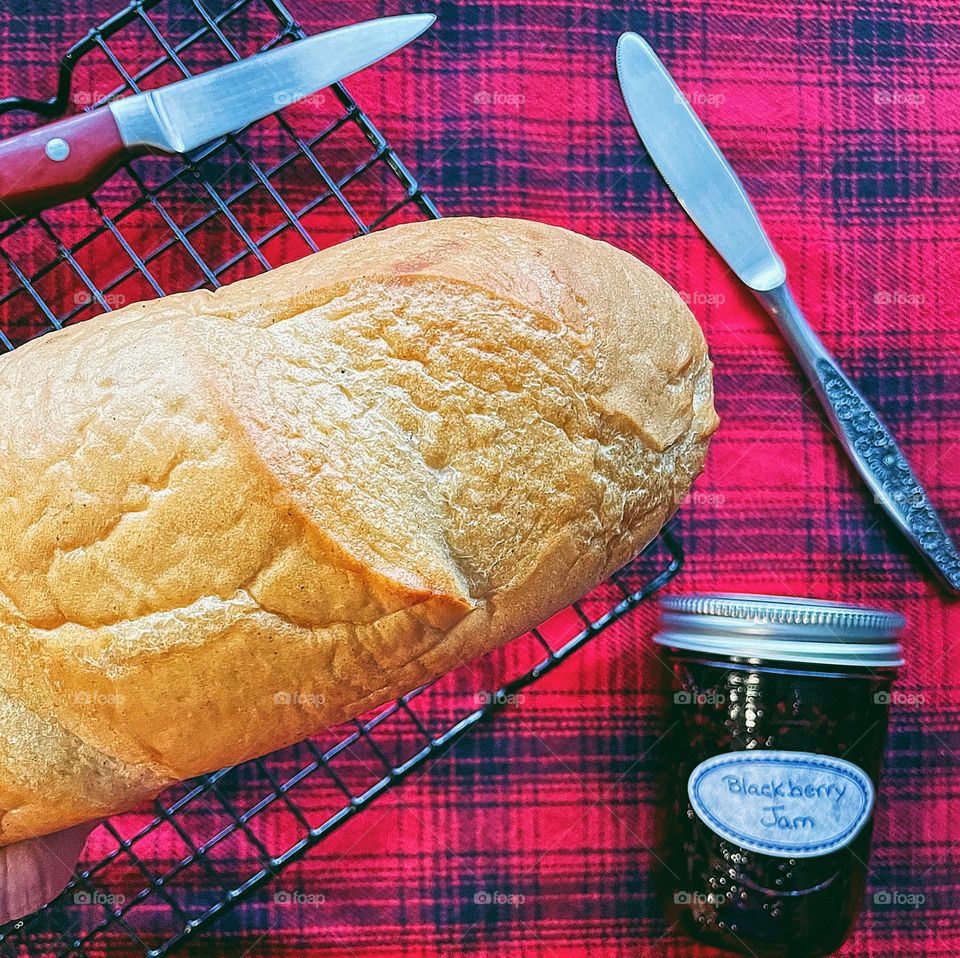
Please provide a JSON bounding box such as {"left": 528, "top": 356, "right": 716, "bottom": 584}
{"left": 656, "top": 593, "right": 905, "bottom": 668}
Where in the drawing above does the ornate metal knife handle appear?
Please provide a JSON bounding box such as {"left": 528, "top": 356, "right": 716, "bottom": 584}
{"left": 755, "top": 282, "right": 960, "bottom": 595}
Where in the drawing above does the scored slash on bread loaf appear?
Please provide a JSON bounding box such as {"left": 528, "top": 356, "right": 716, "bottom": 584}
{"left": 0, "top": 217, "right": 718, "bottom": 845}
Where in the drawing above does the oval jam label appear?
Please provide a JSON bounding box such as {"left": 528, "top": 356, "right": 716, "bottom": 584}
{"left": 687, "top": 750, "right": 875, "bottom": 859}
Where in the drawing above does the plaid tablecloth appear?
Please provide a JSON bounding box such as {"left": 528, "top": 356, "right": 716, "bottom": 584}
{"left": 1, "top": 0, "right": 958, "bottom": 955}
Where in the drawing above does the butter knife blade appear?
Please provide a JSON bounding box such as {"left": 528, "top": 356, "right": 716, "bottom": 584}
{"left": 616, "top": 32, "right": 785, "bottom": 291}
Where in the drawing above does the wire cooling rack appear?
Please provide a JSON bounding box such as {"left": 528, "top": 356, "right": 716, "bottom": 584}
{"left": 0, "top": 1, "right": 684, "bottom": 954}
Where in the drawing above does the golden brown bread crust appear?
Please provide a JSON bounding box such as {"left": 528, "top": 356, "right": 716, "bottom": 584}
{"left": 0, "top": 216, "right": 717, "bottom": 844}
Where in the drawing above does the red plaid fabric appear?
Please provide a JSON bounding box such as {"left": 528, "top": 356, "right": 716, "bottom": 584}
{"left": 0, "top": 0, "right": 957, "bottom": 955}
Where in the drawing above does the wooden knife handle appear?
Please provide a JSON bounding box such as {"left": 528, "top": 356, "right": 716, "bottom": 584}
{"left": 0, "top": 108, "right": 132, "bottom": 221}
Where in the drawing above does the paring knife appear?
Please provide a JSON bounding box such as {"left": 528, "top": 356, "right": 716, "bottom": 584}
{"left": 0, "top": 14, "right": 435, "bottom": 220}
{"left": 617, "top": 32, "right": 960, "bottom": 595}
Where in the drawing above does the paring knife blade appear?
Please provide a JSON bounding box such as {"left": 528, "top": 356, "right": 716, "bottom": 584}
{"left": 111, "top": 15, "right": 435, "bottom": 153}
{"left": 617, "top": 31, "right": 960, "bottom": 594}
{"left": 0, "top": 14, "right": 435, "bottom": 220}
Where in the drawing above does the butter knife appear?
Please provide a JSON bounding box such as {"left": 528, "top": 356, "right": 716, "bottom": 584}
{"left": 617, "top": 31, "right": 960, "bottom": 594}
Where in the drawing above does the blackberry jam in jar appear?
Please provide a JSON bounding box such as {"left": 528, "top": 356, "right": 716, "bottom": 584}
{"left": 653, "top": 594, "right": 904, "bottom": 957}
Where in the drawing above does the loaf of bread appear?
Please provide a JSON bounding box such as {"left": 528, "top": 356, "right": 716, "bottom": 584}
{"left": 0, "top": 217, "right": 717, "bottom": 845}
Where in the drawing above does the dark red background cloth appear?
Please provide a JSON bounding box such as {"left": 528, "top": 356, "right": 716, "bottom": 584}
{"left": 1, "top": 0, "right": 959, "bottom": 955}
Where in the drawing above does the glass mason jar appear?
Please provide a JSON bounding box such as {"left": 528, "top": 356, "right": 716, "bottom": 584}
{"left": 652, "top": 594, "right": 904, "bottom": 958}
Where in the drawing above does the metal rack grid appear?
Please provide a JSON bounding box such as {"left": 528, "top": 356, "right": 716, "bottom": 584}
{"left": 0, "top": 1, "right": 684, "bottom": 954}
